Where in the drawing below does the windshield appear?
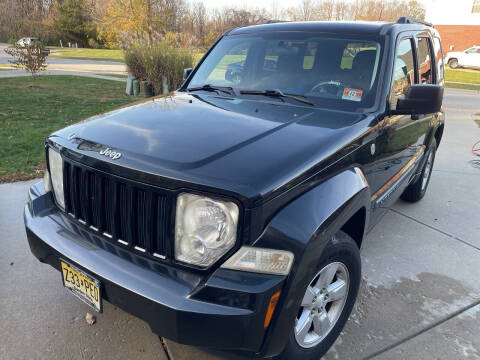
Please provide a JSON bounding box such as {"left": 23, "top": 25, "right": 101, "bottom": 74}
{"left": 187, "top": 32, "right": 383, "bottom": 110}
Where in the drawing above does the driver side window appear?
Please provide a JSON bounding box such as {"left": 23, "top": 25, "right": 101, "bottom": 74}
{"left": 392, "top": 38, "right": 415, "bottom": 103}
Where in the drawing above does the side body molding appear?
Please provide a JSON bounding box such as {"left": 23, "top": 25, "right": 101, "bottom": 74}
{"left": 253, "top": 167, "right": 370, "bottom": 357}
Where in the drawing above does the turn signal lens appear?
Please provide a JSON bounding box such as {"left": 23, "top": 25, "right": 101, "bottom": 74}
{"left": 221, "top": 247, "right": 294, "bottom": 275}
{"left": 264, "top": 291, "right": 281, "bottom": 328}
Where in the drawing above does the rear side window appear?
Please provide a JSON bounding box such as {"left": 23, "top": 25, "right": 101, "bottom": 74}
{"left": 433, "top": 37, "right": 444, "bottom": 84}
{"left": 392, "top": 38, "right": 415, "bottom": 100}
{"left": 416, "top": 37, "right": 433, "bottom": 84}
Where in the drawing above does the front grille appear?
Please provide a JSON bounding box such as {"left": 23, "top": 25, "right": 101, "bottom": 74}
{"left": 63, "top": 159, "right": 171, "bottom": 260}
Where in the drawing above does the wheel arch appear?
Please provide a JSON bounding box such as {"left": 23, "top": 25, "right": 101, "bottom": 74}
{"left": 340, "top": 206, "right": 367, "bottom": 249}
{"left": 254, "top": 167, "right": 371, "bottom": 357}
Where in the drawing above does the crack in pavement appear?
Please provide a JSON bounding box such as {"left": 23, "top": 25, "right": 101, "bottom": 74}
{"left": 364, "top": 299, "right": 480, "bottom": 360}
{"left": 389, "top": 208, "right": 480, "bottom": 252}
{"left": 433, "top": 169, "right": 480, "bottom": 176}
{"left": 159, "top": 338, "right": 172, "bottom": 360}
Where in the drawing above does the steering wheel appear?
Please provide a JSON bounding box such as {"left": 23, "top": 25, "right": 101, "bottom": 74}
{"left": 310, "top": 80, "right": 345, "bottom": 97}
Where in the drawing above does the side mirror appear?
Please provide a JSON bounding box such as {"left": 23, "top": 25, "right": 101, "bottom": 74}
{"left": 393, "top": 84, "right": 443, "bottom": 115}
{"left": 183, "top": 68, "right": 193, "bottom": 81}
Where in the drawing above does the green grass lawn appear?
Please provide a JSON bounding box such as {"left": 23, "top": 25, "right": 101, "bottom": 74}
{"left": 445, "top": 69, "right": 480, "bottom": 84}
{"left": 0, "top": 76, "right": 137, "bottom": 183}
{"left": 444, "top": 82, "right": 480, "bottom": 91}
{"left": 48, "top": 47, "right": 205, "bottom": 64}
{"left": 95, "top": 73, "right": 128, "bottom": 79}
{"left": 49, "top": 47, "right": 125, "bottom": 62}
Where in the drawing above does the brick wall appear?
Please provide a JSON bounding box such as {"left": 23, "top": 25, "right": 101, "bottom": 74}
{"left": 436, "top": 25, "right": 480, "bottom": 54}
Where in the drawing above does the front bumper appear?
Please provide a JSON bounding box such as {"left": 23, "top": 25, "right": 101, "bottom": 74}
{"left": 24, "top": 181, "right": 285, "bottom": 355}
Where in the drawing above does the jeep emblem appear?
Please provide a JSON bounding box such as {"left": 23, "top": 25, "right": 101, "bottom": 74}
{"left": 99, "top": 147, "right": 122, "bottom": 160}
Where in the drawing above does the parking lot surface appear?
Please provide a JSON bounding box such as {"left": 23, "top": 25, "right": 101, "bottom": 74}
{"left": 1, "top": 88, "right": 479, "bottom": 359}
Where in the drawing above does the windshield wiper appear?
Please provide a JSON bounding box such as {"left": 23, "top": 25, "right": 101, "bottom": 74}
{"left": 239, "top": 89, "right": 315, "bottom": 106}
{"left": 187, "top": 84, "right": 236, "bottom": 96}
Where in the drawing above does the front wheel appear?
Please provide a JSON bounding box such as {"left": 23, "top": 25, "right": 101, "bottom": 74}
{"left": 275, "top": 231, "right": 361, "bottom": 360}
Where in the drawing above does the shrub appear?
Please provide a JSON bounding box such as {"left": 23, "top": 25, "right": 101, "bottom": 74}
{"left": 87, "top": 38, "right": 101, "bottom": 49}
{"left": 124, "top": 45, "right": 147, "bottom": 81}
{"left": 4, "top": 44, "right": 48, "bottom": 83}
{"left": 124, "top": 42, "right": 194, "bottom": 95}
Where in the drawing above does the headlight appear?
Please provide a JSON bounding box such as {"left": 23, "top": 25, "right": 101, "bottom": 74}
{"left": 48, "top": 148, "right": 65, "bottom": 210}
{"left": 221, "top": 247, "right": 294, "bottom": 275}
{"left": 175, "top": 193, "right": 239, "bottom": 267}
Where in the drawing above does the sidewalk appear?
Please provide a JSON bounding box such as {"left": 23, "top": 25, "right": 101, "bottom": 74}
{"left": 0, "top": 69, "right": 126, "bottom": 82}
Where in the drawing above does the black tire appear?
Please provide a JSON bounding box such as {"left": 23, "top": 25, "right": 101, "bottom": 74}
{"left": 401, "top": 139, "right": 437, "bottom": 203}
{"left": 275, "top": 231, "right": 361, "bottom": 360}
{"left": 448, "top": 58, "right": 459, "bottom": 69}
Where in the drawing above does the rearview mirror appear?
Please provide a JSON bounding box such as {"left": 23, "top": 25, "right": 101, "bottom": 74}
{"left": 393, "top": 84, "right": 443, "bottom": 115}
{"left": 183, "top": 68, "right": 193, "bottom": 81}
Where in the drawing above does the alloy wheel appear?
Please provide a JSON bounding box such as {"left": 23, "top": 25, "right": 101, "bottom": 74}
{"left": 294, "top": 262, "right": 350, "bottom": 348}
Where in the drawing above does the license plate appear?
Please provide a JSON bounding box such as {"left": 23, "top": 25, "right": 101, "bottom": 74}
{"left": 60, "top": 260, "right": 102, "bottom": 312}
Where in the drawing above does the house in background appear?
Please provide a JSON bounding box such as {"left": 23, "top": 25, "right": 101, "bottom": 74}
{"left": 424, "top": 0, "right": 480, "bottom": 53}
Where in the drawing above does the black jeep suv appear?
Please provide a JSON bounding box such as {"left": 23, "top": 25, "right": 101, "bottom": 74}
{"left": 25, "top": 18, "right": 445, "bottom": 359}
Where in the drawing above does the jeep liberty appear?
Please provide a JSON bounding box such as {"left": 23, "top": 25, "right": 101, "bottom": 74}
{"left": 25, "top": 17, "right": 445, "bottom": 359}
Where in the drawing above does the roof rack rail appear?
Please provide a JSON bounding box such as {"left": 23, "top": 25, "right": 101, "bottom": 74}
{"left": 264, "top": 20, "right": 288, "bottom": 24}
{"left": 397, "top": 17, "right": 433, "bottom": 28}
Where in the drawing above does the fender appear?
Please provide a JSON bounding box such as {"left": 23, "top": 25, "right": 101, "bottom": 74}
{"left": 253, "top": 167, "right": 371, "bottom": 357}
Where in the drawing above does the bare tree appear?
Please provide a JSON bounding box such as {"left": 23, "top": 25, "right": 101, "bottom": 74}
{"left": 192, "top": 1, "right": 207, "bottom": 45}
{"left": 286, "top": 0, "right": 318, "bottom": 21}
{"left": 1, "top": 0, "right": 427, "bottom": 49}
{"left": 270, "top": 0, "right": 280, "bottom": 19}
{"left": 316, "top": 0, "right": 335, "bottom": 20}
{"left": 5, "top": 43, "right": 48, "bottom": 83}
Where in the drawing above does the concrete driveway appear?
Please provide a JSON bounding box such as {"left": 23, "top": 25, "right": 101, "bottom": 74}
{"left": 0, "top": 42, "right": 127, "bottom": 78}
{"left": 1, "top": 88, "right": 479, "bottom": 360}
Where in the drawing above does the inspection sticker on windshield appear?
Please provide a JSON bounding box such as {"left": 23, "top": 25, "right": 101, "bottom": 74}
{"left": 342, "top": 88, "right": 363, "bottom": 102}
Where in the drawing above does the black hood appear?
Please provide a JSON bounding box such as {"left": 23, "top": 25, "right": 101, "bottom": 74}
{"left": 52, "top": 92, "right": 371, "bottom": 205}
